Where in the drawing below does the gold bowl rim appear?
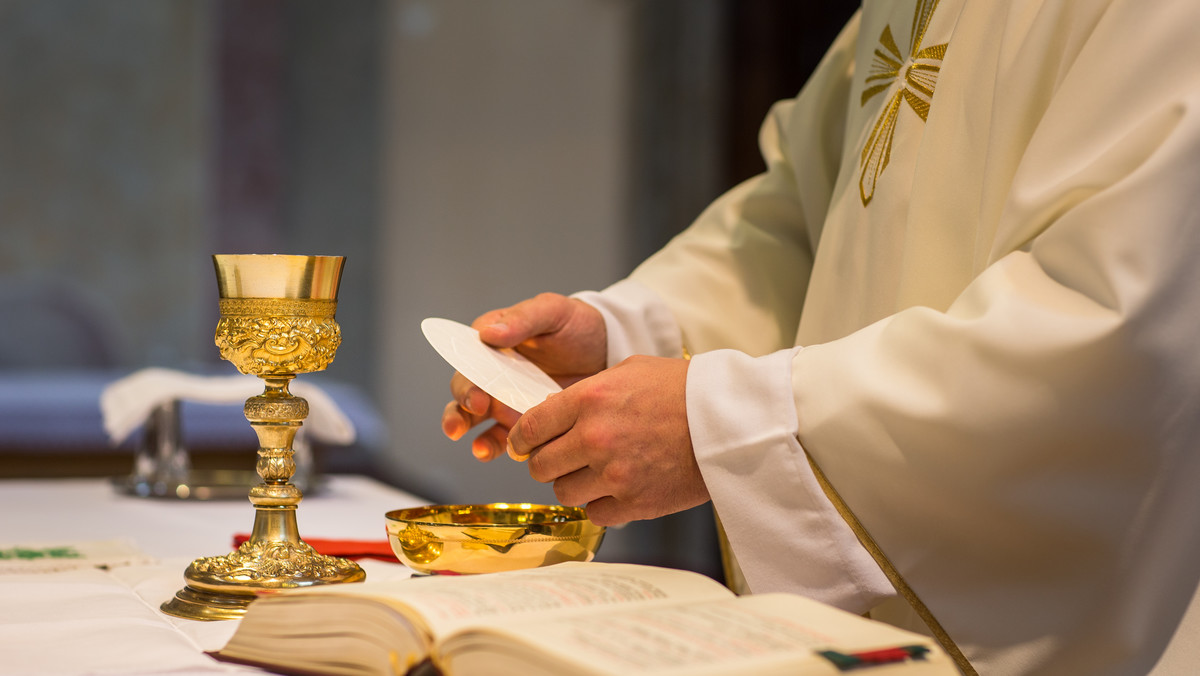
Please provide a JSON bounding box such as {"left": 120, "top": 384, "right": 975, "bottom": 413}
{"left": 212, "top": 254, "right": 345, "bottom": 300}
{"left": 385, "top": 502, "right": 600, "bottom": 532}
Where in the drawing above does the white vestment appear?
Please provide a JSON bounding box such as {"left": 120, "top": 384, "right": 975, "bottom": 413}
{"left": 577, "top": 0, "right": 1200, "bottom": 673}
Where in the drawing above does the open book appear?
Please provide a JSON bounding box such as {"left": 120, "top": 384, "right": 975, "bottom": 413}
{"left": 213, "top": 562, "right": 955, "bottom": 676}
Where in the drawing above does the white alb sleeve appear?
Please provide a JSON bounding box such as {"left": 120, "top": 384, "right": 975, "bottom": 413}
{"left": 576, "top": 279, "right": 893, "bottom": 613}
{"left": 572, "top": 278, "right": 683, "bottom": 365}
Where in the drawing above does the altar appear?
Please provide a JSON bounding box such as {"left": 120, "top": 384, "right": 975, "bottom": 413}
{"left": 1, "top": 475, "right": 423, "bottom": 675}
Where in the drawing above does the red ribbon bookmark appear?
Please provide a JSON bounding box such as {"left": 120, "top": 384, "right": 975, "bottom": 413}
{"left": 818, "top": 645, "right": 930, "bottom": 670}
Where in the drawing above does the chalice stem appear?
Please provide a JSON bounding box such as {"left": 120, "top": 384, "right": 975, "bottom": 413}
{"left": 248, "top": 505, "right": 301, "bottom": 545}
{"left": 245, "top": 375, "right": 307, "bottom": 543}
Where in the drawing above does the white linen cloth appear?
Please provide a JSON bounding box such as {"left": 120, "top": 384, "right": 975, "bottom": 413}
{"left": 577, "top": 0, "right": 1200, "bottom": 673}
{"left": 2, "top": 566, "right": 246, "bottom": 676}
{"left": 0, "top": 476, "right": 421, "bottom": 676}
{"left": 99, "top": 367, "right": 356, "bottom": 447}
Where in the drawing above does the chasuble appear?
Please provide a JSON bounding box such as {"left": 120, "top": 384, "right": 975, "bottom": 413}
{"left": 578, "top": 0, "right": 1200, "bottom": 673}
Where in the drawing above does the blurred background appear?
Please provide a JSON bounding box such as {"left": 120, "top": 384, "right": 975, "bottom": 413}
{"left": 0, "top": 0, "right": 857, "bottom": 580}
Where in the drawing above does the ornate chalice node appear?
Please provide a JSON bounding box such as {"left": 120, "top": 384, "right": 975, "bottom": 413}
{"left": 161, "top": 255, "right": 365, "bottom": 621}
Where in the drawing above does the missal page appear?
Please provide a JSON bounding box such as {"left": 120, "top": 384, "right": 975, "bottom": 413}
{"left": 310, "top": 562, "right": 733, "bottom": 637}
{"left": 438, "top": 593, "right": 955, "bottom": 676}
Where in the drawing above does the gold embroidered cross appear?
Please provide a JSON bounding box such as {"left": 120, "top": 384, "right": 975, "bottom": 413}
{"left": 859, "top": 0, "right": 947, "bottom": 206}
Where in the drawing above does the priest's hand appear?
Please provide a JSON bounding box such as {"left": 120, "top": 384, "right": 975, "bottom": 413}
{"left": 441, "top": 292, "right": 608, "bottom": 462}
{"left": 506, "top": 355, "right": 710, "bottom": 526}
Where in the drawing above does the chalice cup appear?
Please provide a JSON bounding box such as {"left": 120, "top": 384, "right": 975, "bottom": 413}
{"left": 161, "top": 254, "right": 365, "bottom": 621}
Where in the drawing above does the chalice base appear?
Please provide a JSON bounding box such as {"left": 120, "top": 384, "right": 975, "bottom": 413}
{"left": 161, "top": 504, "right": 366, "bottom": 621}
{"left": 160, "top": 585, "right": 258, "bottom": 622}
{"left": 161, "top": 555, "right": 366, "bottom": 620}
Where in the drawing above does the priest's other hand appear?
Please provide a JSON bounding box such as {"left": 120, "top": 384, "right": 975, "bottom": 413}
{"left": 441, "top": 292, "right": 608, "bottom": 462}
{"left": 507, "top": 355, "right": 710, "bottom": 526}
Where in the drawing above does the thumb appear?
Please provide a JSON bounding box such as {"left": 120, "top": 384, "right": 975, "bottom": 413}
{"left": 472, "top": 293, "right": 575, "bottom": 348}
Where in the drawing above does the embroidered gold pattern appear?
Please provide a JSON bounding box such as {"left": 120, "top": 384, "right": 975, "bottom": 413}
{"left": 859, "top": 0, "right": 947, "bottom": 206}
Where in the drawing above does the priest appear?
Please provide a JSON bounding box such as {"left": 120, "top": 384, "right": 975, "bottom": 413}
{"left": 441, "top": 1, "right": 1200, "bottom": 672}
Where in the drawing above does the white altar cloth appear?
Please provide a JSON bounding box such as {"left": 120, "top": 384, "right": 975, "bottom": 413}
{"left": 0, "top": 475, "right": 423, "bottom": 675}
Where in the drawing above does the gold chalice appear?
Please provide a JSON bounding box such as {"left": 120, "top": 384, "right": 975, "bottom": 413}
{"left": 161, "top": 254, "right": 365, "bottom": 621}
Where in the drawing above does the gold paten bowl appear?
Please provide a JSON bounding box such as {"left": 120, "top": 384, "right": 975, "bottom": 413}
{"left": 385, "top": 503, "right": 605, "bottom": 575}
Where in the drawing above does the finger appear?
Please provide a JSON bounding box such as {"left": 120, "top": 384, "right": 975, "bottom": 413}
{"left": 506, "top": 390, "right": 577, "bottom": 458}
{"left": 441, "top": 401, "right": 470, "bottom": 441}
{"left": 450, "top": 371, "right": 521, "bottom": 424}
{"left": 492, "top": 400, "right": 521, "bottom": 429}
{"left": 524, "top": 432, "right": 588, "bottom": 483}
{"left": 471, "top": 423, "right": 511, "bottom": 462}
{"left": 548, "top": 465, "right": 609, "bottom": 509}
{"left": 580, "top": 495, "right": 625, "bottom": 527}
{"left": 441, "top": 393, "right": 489, "bottom": 440}
{"left": 472, "top": 293, "right": 573, "bottom": 348}
{"left": 506, "top": 438, "right": 530, "bottom": 462}
{"left": 450, "top": 372, "right": 490, "bottom": 416}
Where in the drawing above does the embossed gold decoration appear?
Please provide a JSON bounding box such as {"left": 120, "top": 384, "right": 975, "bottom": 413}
{"left": 161, "top": 254, "right": 365, "bottom": 621}
{"left": 215, "top": 298, "right": 341, "bottom": 376}
{"left": 859, "top": 0, "right": 947, "bottom": 206}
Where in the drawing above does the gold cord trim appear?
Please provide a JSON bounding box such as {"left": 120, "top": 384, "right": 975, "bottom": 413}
{"left": 805, "top": 454, "right": 977, "bottom": 675}
{"left": 712, "top": 510, "right": 747, "bottom": 593}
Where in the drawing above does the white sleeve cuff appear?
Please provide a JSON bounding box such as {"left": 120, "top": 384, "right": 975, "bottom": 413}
{"left": 687, "top": 346, "right": 894, "bottom": 613}
{"left": 572, "top": 278, "right": 683, "bottom": 366}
